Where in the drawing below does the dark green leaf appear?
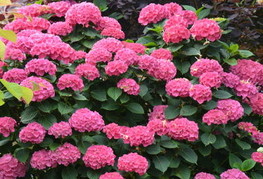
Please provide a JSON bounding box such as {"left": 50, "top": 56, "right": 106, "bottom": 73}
{"left": 241, "top": 159, "right": 256, "bottom": 171}
{"left": 238, "top": 50, "right": 254, "bottom": 58}
{"left": 87, "top": 169, "right": 101, "bottom": 179}
{"left": 179, "top": 147, "right": 198, "bottom": 164}
{"left": 21, "top": 106, "right": 38, "bottom": 124}
{"left": 182, "top": 47, "right": 200, "bottom": 56}
{"left": 0, "top": 138, "right": 9, "bottom": 146}
{"left": 93, "top": 0, "right": 108, "bottom": 11}
{"left": 107, "top": 87, "right": 122, "bottom": 101}
{"left": 139, "top": 84, "right": 148, "bottom": 97}
{"left": 174, "top": 165, "right": 191, "bottom": 179}
{"left": 198, "top": 9, "right": 211, "bottom": 19}
{"left": 213, "top": 90, "right": 232, "bottom": 99}
{"left": 212, "top": 135, "right": 227, "bottom": 149}
{"left": 126, "top": 103, "right": 144, "bottom": 114}
{"left": 235, "top": 139, "right": 251, "bottom": 150}
{"left": 251, "top": 172, "right": 263, "bottom": 179}
{"left": 199, "top": 145, "right": 211, "bottom": 156}
{"left": 119, "top": 95, "right": 130, "bottom": 104}
{"left": 169, "top": 158, "right": 181, "bottom": 168}
{"left": 62, "top": 166, "right": 78, "bottom": 179}
{"left": 160, "top": 140, "right": 179, "bottom": 149}
{"left": 168, "top": 45, "right": 183, "bottom": 52}
{"left": 223, "top": 58, "right": 237, "bottom": 66}
{"left": 202, "top": 100, "right": 217, "bottom": 110}
{"left": 182, "top": 5, "right": 196, "bottom": 12}
{"left": 201, "top": 133, "right": 216, "bottom": 146}
{"left": 37, "top": 114, "right": 57, "bottom": 129}
{"left": 14, "top": 148, "right": 30, "bottom": 162}
{"left": 146, "top": 144, "right": 162, "bottom": 155}
{"left": 58, "top": 102, "right": 74, "bottom": 115}
{"left": 73, "top": 93, "right": 87, "bottom": 101}
{"left": 91, "top": 89, "right": 107, "bottom": 101}
{"left": 165, "top": 106, "right": 180, "bottom": 119}
{"left": 229, "top": 153, "right": 242, "bottom": 168}
{"left": 101, "top": 101, "right": 119, "bottom": 111}
{"left": 242, "top": 103, "right": 252, "bottom": 115}
{"left": 180, "top": 105, "right": 197, "bottom": 116}
{"left": 181, "top": 61, "right": 191, "bottom": 74}
{"left": 153, "top": 156, "right": 171, "bottom": 173}
{"left": 37, "top": 101, "right": 57, "bottom": 113}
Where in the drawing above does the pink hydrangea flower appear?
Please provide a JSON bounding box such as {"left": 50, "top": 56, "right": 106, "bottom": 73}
{"left": 190, "top": 19, "right": 222, "bottom": 41}
{"left": 83, "top": 145, "right": 116, "bottom": 169}
{"left": 189, "top": 84, "right": 212, "bottom": 104}
{"left": 122, "top": 41, "right": 146, "bottom": 54}
{"left": 164, "top": 2, "right": 183, "bottom": 18}
{"left": 3, "top": 18, "right": 30, "bottom": 33}
{"left": 165, "top": 78, "right": 191, "bottom": 97}
{"left": 190, "top": 58, "right": 223, "bottom": 77}
{"left": 138, "top": 55, "right": 157, "bottom": 70}
{"left": 138, "top": 3, "right": 166, "bottom": 25}
{"left": 217, "top": 99, "right": 244, "bottom": 122}
{"left": 149, "top": 105, "right": 168, "bottom": 121}
{"left": 97, "top": 17, "right": 122, "bottom": 30}
{"left": 202, "top": 109, "right": 229, "bottom": 125}
{"left": 48, "top": 22, "right": 73, "bottom": 36}
{"left": 147, "top": 119, "right": 168, "bottom": 136}
{"left": 69, "top": 108, "right": 105, "bottom": 132}
{"left": 48, "top": 122, "right": 72, "bottom": 138}
{"left": 253, "top": 132, "right": 263, "bottom": 145}
{"left": 29, "top": 17, "right": 51, "bottom": 31}
{"left": 114, "top": 48, "right": 139, "bottom": 65}
{"left": 5, "top": 48, "right": 26, "bottom": 61}
{"left": 247, "top": 93, "right": 263, "bottom": 115}
{"left": 238, "top": 122, "right": 258, "bottom": 135}
{"left": 167, "top": 117, "right": 199, "bottom": 141}
{"left": 19, "top": 122, "right": 46, "bottom": 144}
{"left": 234, "top": 80, "right": 258, "bottom": 99}
{"left": 57, "top": 74, "right": 84, "bottom": 91}
{"left": 0, "top": 117, "right": 16, "bottom": 137}
{"left": 220, "top": 169, "right": 249, "bottom": 179}
{"left": 122, "top": 126, "right": 155, "bottom": 147}
{"left": 179, "top": 10, "right": 198, "bottom": 25}
{"left": 0, "top": 61, "right": 6, "bottom": 78}
{"left": 86, "top": 48, "right": 112, "bottom": 64}
{"left": 251, "top": 152, "right": 263, "bottom": 166}
{"left": 164, "top": 15, "right": 188, "bottom": 29}
{"left": 221, "top": 72, "right": 240, "bottom": 88}
{"left": 105, "top": 60, "right": 128, "bottom": 76}
{"left": 75, "top": 63, "right": 100, "bottom": 81}
{"left": 21, "top": 76, "right": 55, "bottom": 102}
{"left": 25, "top": 58, "right": 57, "bottom": 76}
{"left": 99, "top": 172, "right": 124, "bottom": 179}
{"left": 65, "top": 2, "right": 101, "bottom": 26}
{"left": 18, "top": 4, "right": 50, "bottom": 17}
{"left": 117, "top": 78, "right": 140, "bottom": 95}
{"left": 0, "top": 154, "right": 26, "bottom": 178}
{"left": 103, "top": 123, "right": 129, "bottom": 140}
{"left": 150, "top": 48, "right": 173, "bottom": 60}
{"left": 101, "top": 27, "right": 125, "bottom": 39}
{"left": 194, "top": 172, "right": 216, "bottom": 179}
{"left": 199, "top": 72, "right": 222, "bottom": 88}
{"left": 48, "top": 1, "right": 71, "bottom": 17}
{"left": 117, "top": 153, "right": 148, "bottom": 176}
{"left": 92, "top": 38, "right": 124, "bottom": 53}
{"left": 30, "top": 149, "right": 57, "bottom": 170}
{"left": 53, "top": 143, "right": 81, "bottom": 166}
{"left": 163, "top": 25, "right": 190, "bottom": 44}
{"left": 3, "top": 68, "right": 28, "bottom": 84}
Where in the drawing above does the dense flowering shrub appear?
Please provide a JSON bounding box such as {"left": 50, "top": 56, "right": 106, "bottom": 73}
{"left": 0, "top": 1, "right": 262, "bottom": 179}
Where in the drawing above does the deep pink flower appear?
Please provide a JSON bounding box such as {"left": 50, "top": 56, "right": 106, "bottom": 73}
{"left": 0, "top": 154, "right": 26, "bottom": 178}
{"left": 117, "top": 78, "right": 140, "bottom": 95}
{"left": 217, "top": 99, "right": 244, "bottom": 122}
{"left": 202, "top": 109, "right": 229, "bottom": 125}
{"left": 190, "top": 58, "right": 223, "bottom": 77}
{"left": 253, "top": 132, "right": 263, "bottom": 145}
{"left": 221, "top": 72, "right": 240, "bottom": 88}
{"left": 0, "top": 117, "right": 16, "bottom": 137}
{"left": 86, "top": 48, "right": 112, "bottom": 64}
{"left": 220, "top": 169, "right": 249, "bottom": 179}
{"left": 150, "top": 48, "right": 173, "bottom": 60}
{"left": 114, "top": 48, "right": 139, "bottom": 65}
{"left": 19, "top": 122, "right": 46, "bottom": 144}
{"left": 166, "top": 78, "right": 191, "bottom": 97}
{"left": 194, "top": 172, "right": 216, "bottom": 179}
{"left": 164, "top": 15, "right": 188, "bottom": 29}
{"left": 138, "top": 3, "right": 166, "bottom": 25}
{"left": 101, "top": 27, "right": 125, "bottom": 39}
{"left": 247, "top": 93, "right": 263, "bottom": 115}
{"left": 122, "top": 41, "right": 146, "bottom": 54}
{"left": 199, "top": 72, "right": 222, "bottom": 88}
{"left": 147, "top": 119, "right": 168, "bottom": 136}
{"left": 238, "top": 122, "right": 258, "bottom": 135}
{"left": 138, "top": 55, "right": 157, "bottom": 70}
{"left": 99, "top": 172, "right": 124, "bottom": 179}
{"left": 18, "top": 4, "right": 50, "bottom": 17}
{"left": 163, "top": 25, "right": 190, "bottom": 44}
{"left": 149, "top": 105, "right": 168, "bottom": 121}
{"left": 25, "top": 58, "right": 57, "bottom": 76}
{"left": 164, "top": 2, "right": 183, "bottom": 18}
{"left": 179, "top": 10, "right": 198, "bottom": 25}
{"left": 103, "top": 123, "right": 124, "bottom": 139}
{"left": 252, "top": 152, "right": 263, "bottom": 166}
{"left": 97, "top": 17, "right": 122, "bottom": 30}
{"left": 189, "top": 84, "right": 212, "bottom": 104}
{"left": 105, "top": 60, "right": 128, "bottom": 76}
{"left": 30, "top": 150, "right": 57, "bottom": 170}
{"left": 3, "top": 68, "right": 28, "bottom": 84}
{"left": 57, "top": 74, "right": 84, "bottom": 91}
{"left": 234, "top": 80, "right": 258, "bottom": 99}
{"left": 48, "top": 1, "right": 71, "bottom": 17}
{"left": 75, "top": 63, "right": 100, "bottom": 81}
{"left": 92, "top": 38, "right": 124, "bottom": 53}
{"left": 48, "top": 122, "right": 72, "bottom": 138}
{"left": 48, "top": 22, "right": 73, "bottom": 36}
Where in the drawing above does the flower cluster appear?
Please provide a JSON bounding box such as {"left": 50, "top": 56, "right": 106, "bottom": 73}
{"left": 30, "top": 150, "right": 57, "bottom": 170}
{"left": 194, "top": 172, "right": 216, "bottom": 179}
{"left": 220, "top": 169, "right": 249, "bottom": 179}
{"left": 0, "top": 154, "right": 26, "bottom": 178}
{"left": 251, "top": 152, "right": 263, "bottom": 166}
{"left": 165, "top": 78, "right": 191, "bottom": 97}
{"left": 3, "top": 68, "right": 28, "bottom": 83}
{"left": 48, "top": 122, "right": 72, "bottom": 138}
{"left": 25, "top": 58, "right": 57, "bottom": 76}
{"left": 117, "top": 78, "right": 140, "bottom": 95}
{"left": 57, "top": 74, "right": 84, "bottom": 91}
{"left": 0, "top": 117, "right": 17, "bottom": 137}
{"left": 19, "top": 122, "right": 46, "bottom": 144}
{"left": 99, "top": 172, "right": 124, "bottom": 179}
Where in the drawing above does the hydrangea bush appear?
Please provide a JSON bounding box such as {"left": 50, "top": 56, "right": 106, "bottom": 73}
{"left": 0, "top": 1, "right": 262, "bottom": 179}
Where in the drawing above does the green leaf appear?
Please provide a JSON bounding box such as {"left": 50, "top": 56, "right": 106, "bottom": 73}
{"left": 181, "top": 61, "right": 191, "bottom": 74}
{"left": 199, "top": 145, "right": 212, "bottom": 156}
{"left": 0, "top": 29, "right": 17, "bottom": 42}
{"left": 62, "top": 166, "right": 78, "bottom": 179}
{"left": 137, "top": 36, "right": 156, "bottom": 47}
{"left": 20, "top": 86, "right": 33, "bottom": 104}
{"left": 37, "top": 101, "right": 56, "bottom": 113}
{"left": 101, "top": 101, "right": 119, "bottom": 111}
{"left": 201, "top": 133, "right": 216, "bottom": 146}
{"left": 37, "top": 114, "right": 57, "bottom": 129}
{"left": 182, "top": 47, "right": 200, "bottom": 56}
{"left": 174, "top": 165, "right": 191, "bottom": 179}
{"left": 212, "top": 135, "right": 227, "bottom": 149}
{"left": 119, "top": 95, "right": 130, "bottom": 104}
{"left": 73, "top": 93, "right": 87, "bottom": 101}
{"left": 223, "top": 58, "right": 237, "bottom": 66}
{"left": 165, "top": 106, "right": 180, "bottom": 119}
{"left": 153, "top": 156, "right": 171, "bottom": 173}
{"left": 139, "top": 84, "right": 148, "bottom": 97}
{"left": 82, "top": 40, "right": 96, "bottom": 49}
{"left": 0, "top": 79, "right": 22, "bottom": 100}
{"left": 229, "top": 153, "right": 242, "bottom": 168}
{"left": 241, "top": 159, "right": 256, "bottom": 171}
{"left": 107, "top": 87, "right": 122, "bottom": 101}
{"left": 202, "top": 100, "right": 217, "bottom": 110}
{"left": 146, "top": 144, "right": 162, "bottom": 155}
{"left": 0, "top": 90, "right": 5, "bottom": 106}
{"left": 238, "top": 50, "right": 254, "bottom": 58}
{"left": 251, "top": 172, "right": 263, "bottom": 179}
{"left": 213, "top": 90, "right": 232, "bottom": 99}
{"left": 180, "top": 105, "right": 197, "bottom": 116}
{"left": 160, "top": 140, "right": 179, "bottom": 149}
{"left": 91, "top": 89, "right": 107, "bottom": 101}
{"left": 168, "top": 45, "right": 183, "bottom": 52}
{"left": 182, "top": 5, "right": 196, "bottom": 12}
{"left": 235, "top": 139, "right": 251, "bottom": 150}
{"left": 93, "top": 0, "right": 108, "bottom": 11}
{"left": 179, "top": 147, "right": 198, "bottom": 164}
{"left": 198, "top": 9, "right": 211, "bottom": 19}
{"left": 87, "top": 169, "right": 101, "bottom": 179}
{"left": 58, "top": 102, "right": 74, "bottom": 115}
{"left": 126, "top": 103, "right": 144, "bottom": 114}
{"left": 21, "top": 106, "right": 38, "bottom": 124}
{"left": 0, "top": 138, "right": 9, "bottom": 146}
{"left": 243, "top": 103, "right": 252, "bottom": 115}
{"left": 169, "top": 158, "right": 181, "bottom": 168}
{"left": 14, "top": 148, "right": 30, "bottom": 162}
{"left": 0, "top": 40, "right": 5, "bottom": 60}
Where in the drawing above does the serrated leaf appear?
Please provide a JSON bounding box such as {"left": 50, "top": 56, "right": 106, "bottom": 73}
{"left": 201, "top": 133, "right": 216, "bottom": 146}
{"left": 126, "top": 103, "right": 144, "bottom": 114}
{"left": 213, "top": 90, "right": 232, "bottom": 99}
{"left": 179, "top": 147, "right": 198, "bottom": 164}
{"left": 180, "top": 105, "right": 197, "bottom": 116}
{"left": 91, "top": 89, "right": 107, "bottom": 101}
{"left": 21, "top": 106, "right": 38, "bottom": 124}
{"left": 241, "top": 159, "right": 256, "bottom": 171}
{"left": 153, "top": 156, "right": 171, "bottom": 173}
{"left": 0, "top": 29, "right": 17, "bottom": 42}
{"left": 58, "top": 102, "right": 74, "bottom": 115}
{"left": 107, "top": 87, "right": 122, "bottom": 101}
{"left": 165, "top": 106, "right": 180, "bottom": 119}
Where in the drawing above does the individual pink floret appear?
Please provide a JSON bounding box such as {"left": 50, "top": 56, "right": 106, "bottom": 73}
{"left": 122, "top": 41, "right": 146, "bottom": 54}
{"left": 92, "top": 38, "right": 124, "bottom": 53}
{"left": 150, "top": 48, "right": 173, "bottom": 60}
{"left": 117, "top": 78, "right": 140, "bottom": 95}
{"left": 57, "top": 74, "right": 84, "bottom": 91}
{"left": 190, "top": 58, "right": 223, "bottom": 77}
{"left": 199, "top": 72, "right": 222, "bottom": 88}
{"left": 19, "top": 122, "right": 46, "bottom": 144}
{"left": 48, "top": 22, "right": 73, "bottom": 36}
{"left": 75, "top": 63, "right": 100, "bottom": 81}
{"left": 149, "top": 105, "right": 168, "bottom": 121}
{"left": 138, "top": 3, "right": 166, "bottom": 25}
{"left": 3, "top": 68, "right": 28, "bottom": 84}
{"left": 163, "top": 25, "right": 190, "bottom": 44}
{"left": 220, "top": 169, "right": 249, "bottom": 179}
{"left": 217, "top": 99, "right": 244, "bottom": 122}
{"left": 105, "top": 60, "right": 128, "bottom": 76}
{"left": 25, "top": 58, "right": 57, "bottom": 76}
{"left": 101, "top": 27, "right": 125, "bottom": 39}
{"left": 48, "top": 122, "right": 72, "bottom": 138}
{"left": 83, "top": 145, "right": 116, "bottom": 169}
{"left": 69, "top": 108, "right": 105, "bottom": 132}
{"left": 194, "top": 172, "right": 216, "bottom": 179}
{"left": 189, "top": 84, "right": 212, "bottom": 104}
{"left": 202, "top": 109, "right": 229, "bottom": 125}
{"left": 99, "top": 172, "right": 124, "bottom": 179}
{"left": 165, "top": 78, "right": 191, "bottom": 97}
{"left": 252, "top": 152, "right": 263, "bottom": 166}
{"left": 114, "top": 48, "right": 139, "bottom": 65}
{"left": 221, "top": 72, "right": 240, "bottom": 88}
{"left": 117, "top": 153, "right": 148, "bottom": 176}
{"left": 30, "top": 149, "right": 57, "bottom": 170}
{"left": 0, "top": 117, "right": 17, "bottom": 137}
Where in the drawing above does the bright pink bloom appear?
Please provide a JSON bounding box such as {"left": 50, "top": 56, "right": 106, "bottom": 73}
{"left": 217, "top": 99, "right": 244, "bottom": 122}
{"left": 252, "top": 152, "right": 263, "bottom": 166}
{"left": 164, "top": 15, "right": 188, "bottom": 29}
{"left": 167, "top": 117, "right": 199, "bottom": 141}
{"left": 53, "top": 143, "right": 81, "bottom": 166}
{"left": 147, "top": 119, "right": 168, "bottom": 136}
{"left": 48, "top": 22, "right": 73, "bottom": 36}
{"left": 0, "top": 154, "right": 26, "bottom": 179}
{"left": 65, "top": 2, "right": 101, "bottom": 26}
{"left": 189, "top": 84, "right": 212, "bottom": 104}
{"left": 138, "top": 3, "right": 166, "bottom": 25}
{"left": 25, "top": 58, "right": 57, "bottom": 76}
{"left": 48, "top": 1, "right": 71, "bottom": 17}
{"left": 138, "top": 55, "right": 157, "bottom": 70}
{"left": 122, "top": 41, "right": 146, "bottom": 54}
{"left": 238, "top": 122, "right": 258, "bottom": 135}
{"left": 253, "top": 132, "right": 263, "bottom": 145}
{"left": 118, "top": 153, "right": 148, "bottom": 176}
{"left": 164, "top": 2, "right": 183, "bottom": 18}
{"left": 0, "top": 117, "right": 16, "bottom": 137}
{"left": 105, "top": 60, "right": 128, "bottom": 76}
{"left": 114, "top": 48, "right": 139, "bottom": 65}
{"left": 234, "top": 80, "right": 258, "bottom": 98}
{"left": 3, "top": 18, "right": 30, "bottom": 33}
{"left": 202, "top": 109, "right": 229, "bottom": 125}
{"left": 179, "top": 10, "right": 198, "bottom": 25}
{"left": 103, "top": 123, "right": 123, "bottom": 139}
{"left": 19, "top": 122, "right": 46, "bottom": 144}
{"left": 166, "top": 78, "right": 191, "bottom": 97}
{"left": 75, "top": 63, "right": 100, "bottom": 81}
{"left": 123, "top": 126, "right": 155, "bottom": 147}
{"left": 220, "top": 169, "right": 249, "bottom": 179}
{"left": 97, "top": 17, "right": 122, "bottom": 30}
{"left": 194, "top": 172, "right": 216, "bottom": 179}
{"left": 163, "top": 25, "right": 190, "bottom": 43}
{"left": 18, "top": 4, "right": 50, "bottom": 17}
{"left": 3, "top": 68, "right": 28, "bottom": 84}
{"left": 29, "top": 17, "right": 51, "bottom": 31}
{"left": 30, "top": 150, "right": 57, "bottom": 170}
{"left": 190, "top": 58, "right": 223, "bottom": 77}
{"left": 69, "top": 108, "right": 105, "bottom": 132}
{"left": 190, "top": 19, "right": 222, "bottom": 41}
{"left": 21, "top": 76, "right": 55, "bottom": 102}
{"left": 48, "top": 122, "right": 72, "bottom": 138}
{"left": 5, "top": 48, "right": 26, "bottom": 61}
{"left": 92, "top": 38, "right": 124, "bottom": 53}
{"left": 99, "top": 172, "right": 124, "bottom": 179}
{"left": 57, "top": 74, "right": 84, "bottom": 91}
{"left": 101, "top": 28, "right": 125, "bottom": 39}
{"left": 83, "top": 145, "right": 116, "bottom": 169}
{"left": 199, "top": 72, "right": 222, "bottom": 88}
{"left": 86, "top": 48, "right": 112, "bottom": 63}
{"left": 221, "top": 72, "right": 240, "bottom": 88}
{"left": 150, "top": 48, "right": 173, "bottom": 60}
{"left": 247, "top": 93, "right": 263, "bottom": 115}
{"left": 149, "top": 105, "right": 168, "bottom": 121}
{"left": 117, "top": 78, "right": 140, "bottom": 95}
{"left": 0, "top": 61, "right": 6, "bottom": 78}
